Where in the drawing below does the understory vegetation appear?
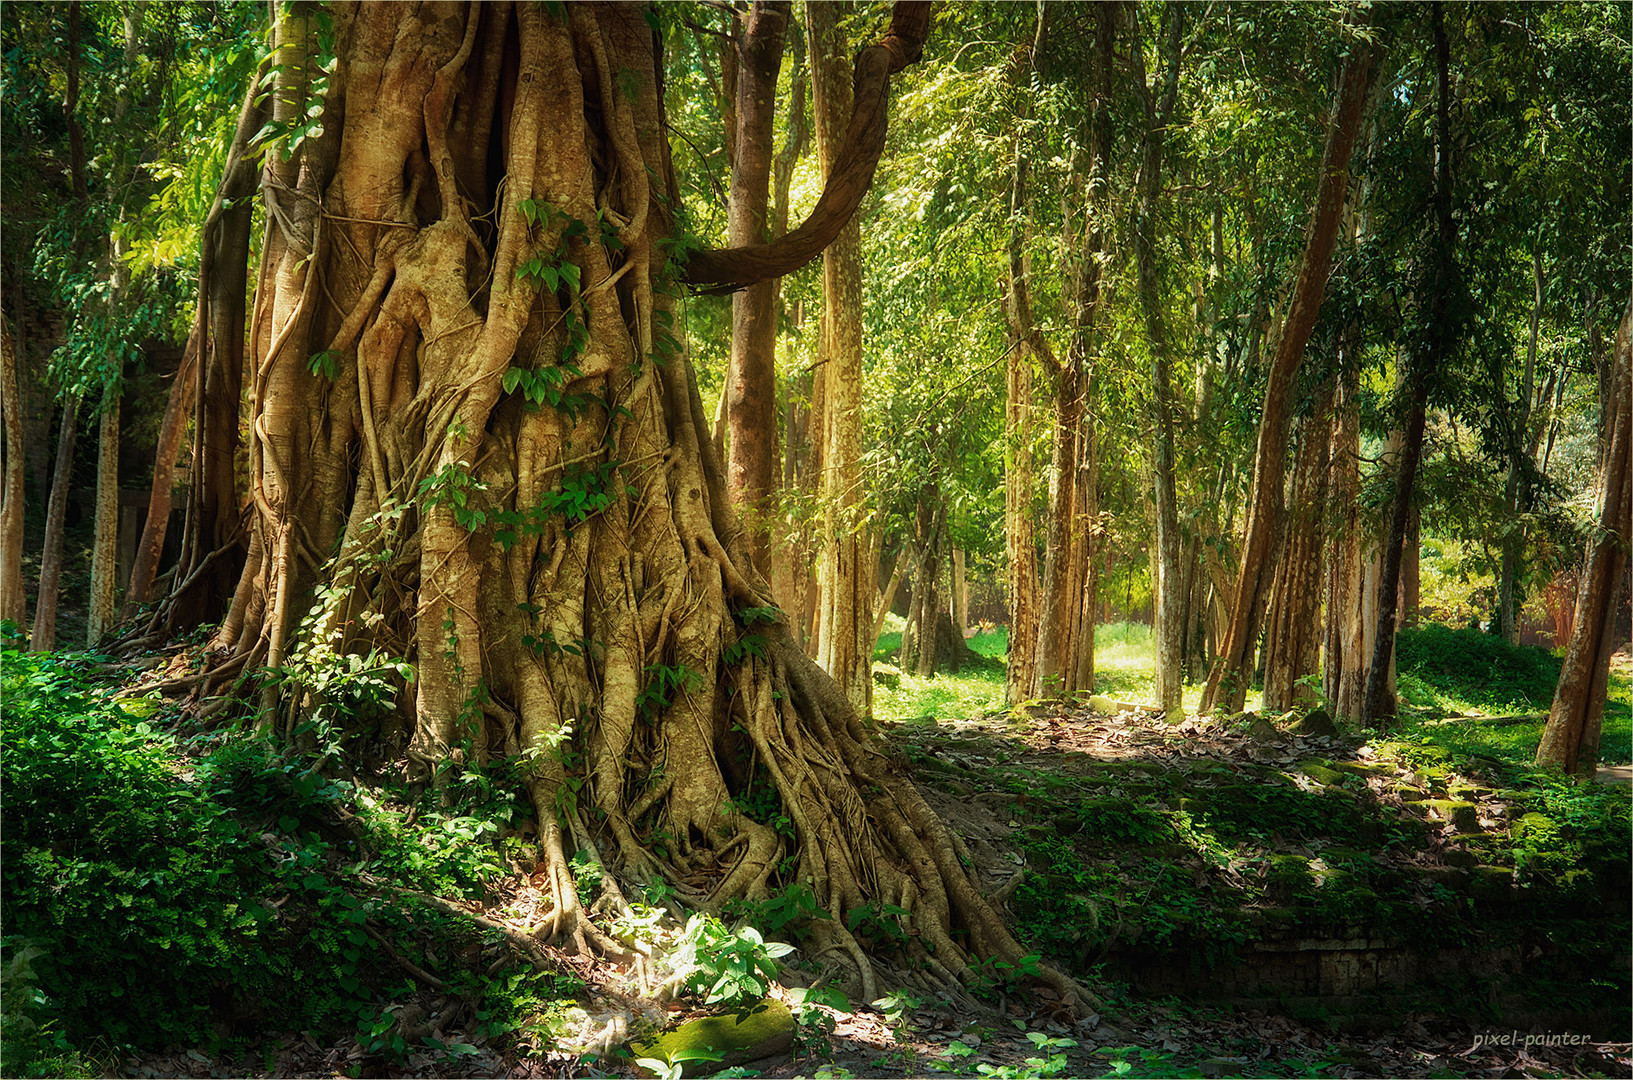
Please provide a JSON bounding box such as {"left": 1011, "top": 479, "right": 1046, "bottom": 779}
{"left": 6, "top": 621, "right": 1627, "bottom": 1079}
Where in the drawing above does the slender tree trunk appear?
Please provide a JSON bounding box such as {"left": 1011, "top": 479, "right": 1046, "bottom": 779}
{"left": 1004, "top": 320, "right": 1041, "bottom": 703}
{"left": 809, "top": 0, "right": 871, "bottom": 712}
{"left": 88, "top": 393, "right": 121, "bottom": 645}
{"left": 768, "top": 21, "right": 812, "bottom": 640}
{"left": 1364, "top": 4, "right": 1456, "bottom": 726}
{"left": 1131, "top": 4, "right": 1185, "bottom": 715}
{"left": 872, "top": 548, "right": 904, "bottom": 659}
{"left": 1536, "top": 295, "right": 1630, "bottom": 774}
{"left": 725, "top": 1, "right": 789, "bottom": 577}
{"left": 952, "top": 547, "right": 968, "bottom": 635}
{"left": 1201, "top": 40, "right": 1374, "bottom": 713}
{"left": 1499, "top": 249, "right": 1544, "bottom": 643}
{"left": 125, "top": 326, "right": 200, "bottom": 616}
{"left": 31, "top": 395, "right": 79, "bottom": 651}
{"left": 0, "top": 324, "right": 26, "bottom": 632}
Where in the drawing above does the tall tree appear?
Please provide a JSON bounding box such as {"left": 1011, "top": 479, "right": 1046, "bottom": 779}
{"left": 724, "top": 1, "right": 789, "bottom": 577}
{"left": 1129, "top": 3, "right": 1185, "bottom": 715}
{"left": 1199, "top": 33, "right": 1375, "bottom": 714}
{"left": 808, "top": 0, "right": 872, "bottom": 712}
{"left": 1535, "top": 295, "right": 1630, "bottom": 775}
{"left": 1364, "top": 3, "right": 1464, "bottom": 726}
{"left": 160, "top": 0, "right": 1083, "bottom": 1005}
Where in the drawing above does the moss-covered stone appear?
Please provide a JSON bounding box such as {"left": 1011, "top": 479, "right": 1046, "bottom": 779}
{"left": 631, "top": 1000, "right": 795, "bottom": 1076}
{"left": 1394, "top": 783, "right": 1428, "bottom": 802}
{"left": 1513, "top": 812, "right": 1556, "bottom": 839}
{"left": 1332, "top": 761, "right": 1394, "bottom": 777}
{"left": 1296, "top": 761, "right": 1349, "bottom": 786}
{"left": 1246, "top": 717, "right": 1283, "bottom": 744}
{"left": 1422, "top": 799, "right": 1481, "bottom": 831}
{"left": 1442, "top": 847, "right": 1479, "bottom": 869}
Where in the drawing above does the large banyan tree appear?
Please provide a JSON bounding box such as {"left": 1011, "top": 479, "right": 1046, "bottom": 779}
{"left": 158, "top": 0, "right": 1082, "bottom": 1006}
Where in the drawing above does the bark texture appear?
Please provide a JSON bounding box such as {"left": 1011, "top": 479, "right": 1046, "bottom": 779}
{"left": 87, "top": 395, "right": 120, "bottom": 645}
{"left": 809, "top": 0, "right": 872, "bottom": 713}
{"left": 125, "top": 327, "right": 200, "bottom": 615}
{"left": 1200, "top": 41, "right": 1373, "bottom": 714}
{"left": 170, "top": 0, "right": 1077, "bottom": 1008}
{"left": 724, "top": 1, "right": 789, "bottom": 576}
{"left": 1535, "top": 295, "right": 1631, "bottom": 774}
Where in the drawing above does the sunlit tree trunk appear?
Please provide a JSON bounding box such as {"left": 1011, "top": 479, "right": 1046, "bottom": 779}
{"left": 768, "top": 24, "right": 813, "bottom": 648}
{"left": 1536, "top": 295, "right": 1631, "bottom": 775}
{"left": 809, "top": 0, "right": 871, "bottom": 712}
{"left": 1200, "top": 39, "right": 1373, "bottom": 714}
{"left": 951, "top": 547, "right": 968, "bottom": 636}
{"left": 0, "top": 324, "right": 26, "bottom": 632}
{"left": 87, "top": 394, "right": 121, "bottom": 645}
{"left": 725, "top": 1, "right": 789, "bottom": 577}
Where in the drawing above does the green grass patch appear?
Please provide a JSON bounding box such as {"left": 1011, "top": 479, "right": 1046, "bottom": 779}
{"left": 1395, "top": 623, "right": 1561, "bottom": 712}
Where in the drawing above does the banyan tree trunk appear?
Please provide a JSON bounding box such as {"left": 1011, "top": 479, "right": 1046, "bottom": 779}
{"left": 177, "top": 0, "right": 1080, "bottom": 1008}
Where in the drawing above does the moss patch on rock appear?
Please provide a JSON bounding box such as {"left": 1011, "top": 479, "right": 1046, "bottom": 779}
{"left": 631, "top": 1000, "right": 794, "bottom": 1076}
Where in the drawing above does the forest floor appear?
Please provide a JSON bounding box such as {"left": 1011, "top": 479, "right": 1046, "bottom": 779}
{"left": 111, "top": 695, "right": 1632, "bottom": 1080}
{"left": 16, "top": 624, "right": 1629, "bottom": 1080}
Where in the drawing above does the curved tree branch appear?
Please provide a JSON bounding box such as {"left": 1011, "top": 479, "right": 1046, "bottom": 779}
{"left": 681, "top": 0, "right": 930, "bottom": 293}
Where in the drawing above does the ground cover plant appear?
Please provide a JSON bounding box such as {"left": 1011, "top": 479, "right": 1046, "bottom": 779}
{"left": 0, "top": 638, "right": 588, "bottom": 1079}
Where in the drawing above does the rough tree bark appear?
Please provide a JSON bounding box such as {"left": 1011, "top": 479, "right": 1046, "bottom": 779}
{"left": 1130, "top": 4, "right": 1185, "bottom": 715}
{"left": 0, "top": 324, "right": 25, "bottom": 631}
{"left": 87, "top": 394, "right": 120, "bottom": 645}
{"left": 1261, "top": 378, "right": 1335, "bottom": 709}
{"left": 1535, "top": 294, "right": 1631, "bottom": 775}
{"left": 169, "top": 0, "right": 1079, "bottom": 1008}
{"left": 809, "top": 0, "right": 872, "bottom": 713}
{"left": 1199, "top": 39, "right": 1373, "bottom": 714}
{"left": 724, "top": 1, "right": 789, "bottom": 577}
{"left": 767, "top": 23, "right": 813, "bottom": 648}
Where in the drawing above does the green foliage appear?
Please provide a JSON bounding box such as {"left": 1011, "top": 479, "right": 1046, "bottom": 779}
{"left": 728, "top": 882, "right": 832, "bottom": 941}
{"left": 417, "top": 462, "right": 489, "bottom": 531}
{"left": 1, "top": 646, "right": 572, "bottom": 1067}
{"left": 638, "top": 662, "right": 702, "bottom": 720}
{"left": 1394, "top": 623, "right": 1561, "bottom": 711}
{"left": 492, "top": 459, "right": 622, "bottom": 546}
{"left": 973, "top": 1031, "right": 1078, "bottom": 1078}
{"left": 668, "top": 916, "right": 793, "bottom": 1007}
